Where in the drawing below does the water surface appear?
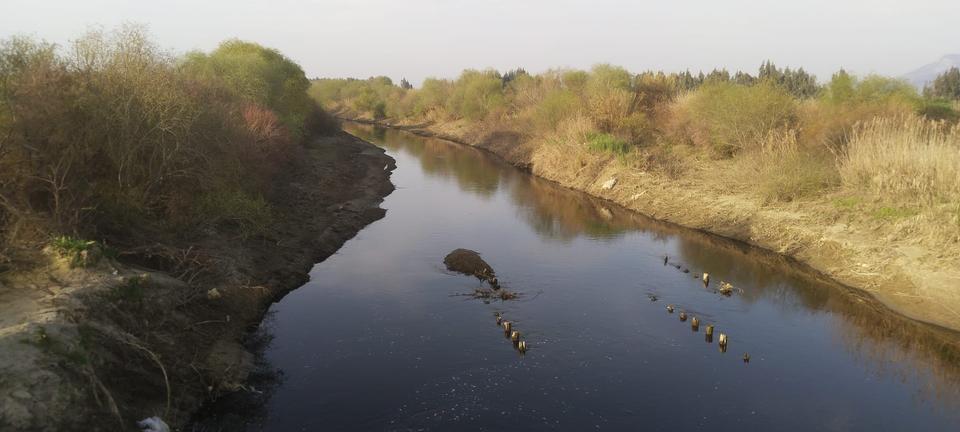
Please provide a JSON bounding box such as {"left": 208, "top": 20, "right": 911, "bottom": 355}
{"left": 197, "top": 124, "right": 960, "bottom": 431}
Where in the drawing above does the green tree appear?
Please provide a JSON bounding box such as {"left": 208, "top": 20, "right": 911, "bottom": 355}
{"left": 925, "top": 67, "right": 960, "bottom": 100}
{"left": 182, "top": 39, "right": 313, "bottom": 137}
{"left": 758, "top": 61, "right": 819, "bottom": 98}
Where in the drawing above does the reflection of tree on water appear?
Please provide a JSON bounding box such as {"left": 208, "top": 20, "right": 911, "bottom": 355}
{"left": 346, "top": 123, "right": 960, "bottom": 409}
{"left": 188, "top": 313, "right": 284, "bottom": 430}
{"left": 672, "top": 230, "right": 960, "bottom": 405}
{"left": 352, "top": 126, "right": 503, "bottom": 198}
{"left": 507, "top": 174, "right": 650, "bottom": 242}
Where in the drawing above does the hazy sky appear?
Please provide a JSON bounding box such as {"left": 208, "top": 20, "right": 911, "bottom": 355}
{"left": 2, "top": 0, "right": 958, "bottom": 85}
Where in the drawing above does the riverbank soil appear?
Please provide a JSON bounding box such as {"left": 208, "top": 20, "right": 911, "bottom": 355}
{"left": 338, "top": 111, "right": 960, "bottom": 333}
{"left": 0, "top": 131, "right": 394, "bottom": 431}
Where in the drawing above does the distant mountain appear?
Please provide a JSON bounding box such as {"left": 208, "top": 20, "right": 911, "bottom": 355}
{"left": 903, "top": 54, "right": 960, "bottom": 89}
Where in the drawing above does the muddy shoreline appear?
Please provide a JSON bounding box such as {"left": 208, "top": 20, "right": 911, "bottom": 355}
{"left": 339, "top": 116, "right": 960, "bottom": 335}
{"left": 0, "top": 131, "right": 395, "bottom": 431}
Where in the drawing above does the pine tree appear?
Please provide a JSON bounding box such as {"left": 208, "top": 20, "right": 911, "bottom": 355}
{"left": 925, "top": 67, "right": 960, "bottom": 100}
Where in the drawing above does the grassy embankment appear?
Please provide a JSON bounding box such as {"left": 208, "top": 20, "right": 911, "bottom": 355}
{"left": 313, "top": 64, "right": 960, "bottom": 331}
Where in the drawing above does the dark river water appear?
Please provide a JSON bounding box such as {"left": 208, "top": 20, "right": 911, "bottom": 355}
{"left": 194, "top": 124, "right": 960, "bottom": 431}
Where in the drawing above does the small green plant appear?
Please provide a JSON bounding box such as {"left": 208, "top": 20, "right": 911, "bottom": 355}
{"left": 49, "top": 236, "right": 99, "bottom": 267}
{"left": 586, "top": 132, "right": 631, "bottom": 157}
{"left": 833, "top": 197, "right": 862, "bottom": 209}
{"left": 872, "top": 206, "right": 918, "bottom": 220}
{"left": 50, "top": 236, "right": 94, "bottom": 254}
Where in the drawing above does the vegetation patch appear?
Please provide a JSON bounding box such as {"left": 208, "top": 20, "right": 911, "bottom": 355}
{"left": 49, "top": 236, "right": 99, "bottom": 268}
{"left": 872, "top": 206, "right": 919, "bottom": 221}
{"left": 586, "top": 132, "right": 631, "bottom": 157}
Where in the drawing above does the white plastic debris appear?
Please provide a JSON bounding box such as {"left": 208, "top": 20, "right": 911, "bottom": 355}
{"left": 137, "top": 417, "right": 170, "bottom": 432}
{"left": 601, "top": 178, "right": 617, "bottom": 190}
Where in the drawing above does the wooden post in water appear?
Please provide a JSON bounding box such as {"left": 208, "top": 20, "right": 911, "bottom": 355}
{"left": 503, "top": 321, "right": 512, "bottom": 333}
{"left": 666, "top": 305, "right": 674, "bottom": 313}
{"left": 702, "top": 273, "right": 710, "bottom": 285}
{"left": 679, "top": 312, "right": 687, "bottom": 322}
{"left": 510, "top": 330, "right": 520, "bottom": 343}
{"left": 518, "top": 340, "right": 527, "bottom": 353}
{"left": 691, "top": 317, "right": 700, "bottom": 331}
{"left": 718, "top": 333, "right": 728, "bottom": 353}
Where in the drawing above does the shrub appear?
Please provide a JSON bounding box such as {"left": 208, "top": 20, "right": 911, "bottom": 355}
{"left": 0, "top": 26, "right": 312, "bottom": 255}
{"left": 681, "top": 81, "right": 797, "bottom": 156}
{"left": 534, "top": 89, "right": 580, "bottom": 129}
{"left": 446, "top": 69, "right": 505, "bottom": 121}
{"left": 918, "top": 99, "right": 960, "bottom": 123}
{"left": 182, "top": 39, "right": 313, "bottom": 138}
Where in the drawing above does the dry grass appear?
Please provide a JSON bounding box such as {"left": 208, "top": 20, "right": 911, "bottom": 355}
{"left": 840, "top": 116, "right": 960, "bottom": 206}
{"left": 727, "top": 129, "right": 840, "bottom": 203}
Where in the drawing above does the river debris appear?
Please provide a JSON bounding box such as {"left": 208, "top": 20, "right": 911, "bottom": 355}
{"left": 138, "top": 417, "right": 170, "bottom": 432}
{"left": 648, "top": 293, "right": 658, "bottom": 302}
{"left": 743, "top": 353, "right": 750, "bottom": 363}
{"left": 473, "top": 286, "right": 518, "bottom": 300}
{"left": 205, "top": 288, "right": 222, "bottom": 301}
{"left": 444, "top": 248, "right": 499, "bottom": 288}
{"left": 718, "top": 282, "right": 735, "bottom": 296}
{"left": 495, "top": 314, "right": 530, "bottom": 354}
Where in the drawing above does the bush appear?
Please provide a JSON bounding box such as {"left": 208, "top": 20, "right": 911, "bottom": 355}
{"left": 534, "top": 89, "right": 580, "bottom": 129}
{"left": 0, "top": 26, "right": 314, "bottom": 254}
{"left": 182, "top": 39, "right": 313, "bottom": 138}
{"left": 446, "top": 70, "right": 505, "bottom": 121}
{"left": 680, "top": 81, "right": 797, "bottom": 156}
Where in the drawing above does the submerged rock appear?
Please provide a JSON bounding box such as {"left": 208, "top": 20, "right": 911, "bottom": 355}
{"left": 444, "top": 249, "right": 498, "bottom": 287}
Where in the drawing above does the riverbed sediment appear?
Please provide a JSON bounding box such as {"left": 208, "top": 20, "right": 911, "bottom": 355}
{"left": 0, "top": 131, "right": 395, "bottom": 431}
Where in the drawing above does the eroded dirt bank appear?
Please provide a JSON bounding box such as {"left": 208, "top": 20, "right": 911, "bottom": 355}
{"left": 0, "top": 131, "right": 394, "bottom": 431}
{"left": 341, "top": 115, "right": 960, "bottom": 334}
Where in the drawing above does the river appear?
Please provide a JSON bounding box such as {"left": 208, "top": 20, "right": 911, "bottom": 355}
{"left": 192, "top": 123, "right": 960, "bottom": 431}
